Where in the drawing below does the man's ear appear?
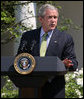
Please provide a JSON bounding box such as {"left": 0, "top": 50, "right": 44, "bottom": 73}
{"left": 38, "top": 17, "right": 43, "bottom": 23}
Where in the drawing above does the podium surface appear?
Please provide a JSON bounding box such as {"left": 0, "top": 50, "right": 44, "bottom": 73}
{"left": 1, "top": 56, "right": 67, "bottom": 75}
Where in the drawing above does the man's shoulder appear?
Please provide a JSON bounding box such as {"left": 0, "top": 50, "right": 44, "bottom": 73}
{"left": 55, "top": 28, "right": 72, "bottom": 37}
{"left": 54, "top": 28, "right": 73, "bottom": 42}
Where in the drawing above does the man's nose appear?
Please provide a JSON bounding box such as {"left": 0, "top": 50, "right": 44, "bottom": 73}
{"left": 51, "top": 17, "right": 56, "bottom": 22}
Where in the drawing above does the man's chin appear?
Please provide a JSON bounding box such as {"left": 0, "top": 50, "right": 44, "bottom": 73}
{"left": 50, "top": 27, "right": 56, "bottom": 30}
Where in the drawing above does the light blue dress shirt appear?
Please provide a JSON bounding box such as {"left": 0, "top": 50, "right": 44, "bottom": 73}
{"left": 40, "top": 27, "right": 53, "bottom": 49}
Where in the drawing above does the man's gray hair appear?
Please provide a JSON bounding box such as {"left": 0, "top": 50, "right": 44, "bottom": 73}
{"left": 38, "top": 4, "right": 59, "bottom": 17}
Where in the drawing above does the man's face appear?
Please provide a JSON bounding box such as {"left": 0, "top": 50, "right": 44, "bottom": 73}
{"left": 39, "top": 9, "right": 58, "bottom": 32}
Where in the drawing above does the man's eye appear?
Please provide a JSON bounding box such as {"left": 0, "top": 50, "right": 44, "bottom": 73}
{"left": 48, "top": 16, "right": 58, "bottom": 19}
{"left": 54, "top": 16, "right": 58, "bottom": 19}
{"left": 48, "top": 16, "right": 52, "bottom": 18}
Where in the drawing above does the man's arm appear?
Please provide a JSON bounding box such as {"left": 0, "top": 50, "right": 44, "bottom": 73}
{"left": 62, "top": 34, "right": 78, "bottom": 71}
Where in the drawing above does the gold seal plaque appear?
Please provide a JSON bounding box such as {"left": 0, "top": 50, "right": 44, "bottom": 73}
{"left": 14, "top": 53, "right": 36, "bottom": 75}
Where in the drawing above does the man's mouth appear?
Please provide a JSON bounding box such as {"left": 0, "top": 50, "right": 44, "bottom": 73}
{"left": 50, "top": 24, "right": 55, "bottom": 27}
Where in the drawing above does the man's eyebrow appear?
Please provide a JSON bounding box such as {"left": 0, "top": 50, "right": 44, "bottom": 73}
{"left": 48, "top": 15, "right": 58, "bottom": 18}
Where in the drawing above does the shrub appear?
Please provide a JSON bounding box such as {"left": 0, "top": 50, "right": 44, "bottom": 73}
{"left": 1, "top": 76, "right": 18, "bottom": 98}
{"left": 65, "top": 68, "right": 83, "bottom": 98}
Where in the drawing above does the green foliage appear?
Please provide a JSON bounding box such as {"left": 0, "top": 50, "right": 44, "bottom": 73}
{"left": 57, "top": 17, "right": 80, "bottom": 31}
{"left": 65, "top": 68, "right": 83, "bottom": 98}
{"left": 1, "top": 1, "right": 15, "bottom": 30}
{"left": 1, "top": 1, "right": 35, "bottom": 44}
{"left": 1, "top": 1, "right": 17, "bottom": 44}
{"left": 1, "top": 76, "right": 18, "bottom": 98}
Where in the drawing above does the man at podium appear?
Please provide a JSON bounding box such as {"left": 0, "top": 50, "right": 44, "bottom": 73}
{"left": 17, "top": 4, "right": 78, "bottom": 98}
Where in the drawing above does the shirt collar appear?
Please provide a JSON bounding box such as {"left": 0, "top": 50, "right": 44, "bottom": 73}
{"left": 40, "top": 27, "right": 53, "bottom": 38}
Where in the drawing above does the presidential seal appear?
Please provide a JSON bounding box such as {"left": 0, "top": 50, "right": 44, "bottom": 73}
{"left": 14, "top": 53, "right": 36, "bottom": 75}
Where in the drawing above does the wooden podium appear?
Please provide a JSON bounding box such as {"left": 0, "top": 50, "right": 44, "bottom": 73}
{"left": 1, "top": 56, "right": 67, "bottom": 98}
